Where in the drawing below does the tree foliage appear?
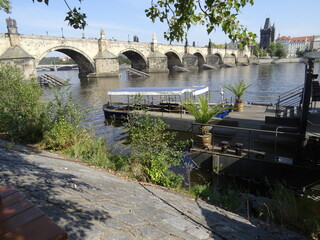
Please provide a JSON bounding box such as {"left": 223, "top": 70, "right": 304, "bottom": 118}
{"left": 275, "top": 42, "right": 286, "bottom": 58}
{"left": 145, "top": 0, "right": 256, "bottom": 46}
{"left": 2, "top": 0, "right": 256, "bottom": 46}
{"left": 267, "top": 42, "right": 276, "bottom": 57}
{"left": 33, "top": 0, "right": 87, "bottom": 29}
{"left": 259, "top": 48, "right": 267, "bottom": 57}
{"left": 0, "top": 0, "right": 11, "bottom": 13}
{"left": 296, "top": 49, "right": 304, "bottom": 58}
{"left": 0, "top": 65, "right": 48, "bottom": 143}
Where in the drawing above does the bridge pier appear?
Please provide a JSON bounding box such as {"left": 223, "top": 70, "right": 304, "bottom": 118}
{"left": 92, "top": 51, "right": 119, "bottom": 77}
{"left": 223, "top": 54, "right": 237, "bottom": 66}
{"left": 146, "top": 51, "right": 169, "bottom": 73}
{"left": 183, "top": 54, "right": 198, "bottom": 70}
{"left": 207, "top": 54, "right": 223, "bottom": 67}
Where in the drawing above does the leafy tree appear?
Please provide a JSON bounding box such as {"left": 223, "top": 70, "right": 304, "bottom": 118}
{"left": 259, "top": 48, "right": 267, "bottom": 57}
{"left": 2, "top": 0, "right": 87, "bottom": 29}
{"left": 252, "top": 44, "right": 259, "bottom": 57}
{"left": 0, "top": 0, "right": 10, "bottom": 13}
{"left": 296, "top": 49, "right": 304, "bottom": 57}
{"left": 212, "top": 43, "right": 225, "bottom": 49}
{"left": 267, "top": 42, "right": 276, "bottom": 57}
{"left": 0, "top": 65, "right": 48, "bottom": 143}
{"left": 145, "top": 0, "right": 256, "bottom": 46}
{"left": 275, "top": 42, "right": 286, "bottom": 58}
{"left": 2, "top": 0, "right": 256, "bottom": 46}
{"left": 39, "top": 57, "right": 75, "bottom": 65}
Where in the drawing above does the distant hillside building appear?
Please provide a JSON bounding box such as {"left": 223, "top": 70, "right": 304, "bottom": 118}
{"left": 260, "top": 18, "right": 275, "bottom": 49}
{"left": 276, "top": 36, "right": 314, "bottom": 57}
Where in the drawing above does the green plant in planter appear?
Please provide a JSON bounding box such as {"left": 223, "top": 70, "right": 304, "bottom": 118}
{"left": 183, "top": 96, "right": 226, "bottom": 135}
{"left": 223, "top": 80, "right": 252, "bottom": 112}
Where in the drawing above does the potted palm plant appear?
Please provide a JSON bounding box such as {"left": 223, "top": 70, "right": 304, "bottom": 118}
{"left": 183, "top": 95, "right": 227, "bottom": 149}
{"left": 223, "top": 80, "right": 253, "bottom": 112}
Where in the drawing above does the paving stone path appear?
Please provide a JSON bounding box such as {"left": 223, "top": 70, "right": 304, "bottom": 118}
{"left": 0, "top": 140, "right": 310, "bottom": 240}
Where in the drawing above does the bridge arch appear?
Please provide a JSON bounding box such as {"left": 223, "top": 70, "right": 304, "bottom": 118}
{"left": 36, "top": 46, "right": 95, "bottom": 77}
{"left": 120, "top": 49, "right": 147, "bottom": 71}
{"left": 165, "top": 51, "right": 182, "bottom": 70}
{"left": 193, "top": 52, "right": 205, "bottom": 67}
{"left": 207, "top": 53, "right": 223, "bottom": 66}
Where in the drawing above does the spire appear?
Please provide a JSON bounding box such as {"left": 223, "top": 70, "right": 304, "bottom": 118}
{"left": 264, "top": 17, "right": 271, "bottom": 29}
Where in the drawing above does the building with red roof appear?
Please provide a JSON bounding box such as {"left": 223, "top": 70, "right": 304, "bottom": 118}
{"left": 276, "top": 35, "right": 314, "bottom": 57}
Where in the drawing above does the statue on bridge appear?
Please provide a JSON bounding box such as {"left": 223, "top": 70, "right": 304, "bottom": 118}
{"left": 6, "top": 18, "right": 18, "bottom": 34}
{"left": 100, "top": 28, "right": 105, "bottom": 40}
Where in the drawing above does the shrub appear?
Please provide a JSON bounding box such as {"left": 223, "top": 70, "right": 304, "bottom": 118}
{"left": 42, "top": 85, "right": 82, "bottom": 150}
{"left": 0, "top": 65, "right": 48, "bottom": 143}
{"left": 124, "top": 113, "right": 184, "bottom": 188}
{"left": 64, "top": 129, "right": 113, "bottom": 169}
{"left": 42, "top": 118, "right": 76, "bottom": 150}
{"left": 190, "top": 185, "right": 242, "bottom": 212}
{"left": 190, "top": 184, "right": 211, "bottom": 198}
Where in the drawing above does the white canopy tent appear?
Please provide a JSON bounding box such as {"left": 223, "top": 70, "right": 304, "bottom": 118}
{"left": 107, "top": 86, "right": 209, "bottom": 96}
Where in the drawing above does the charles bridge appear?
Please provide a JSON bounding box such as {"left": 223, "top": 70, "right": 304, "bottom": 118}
{"left": 0, "top": 18, "right": 252, "bottom": 78}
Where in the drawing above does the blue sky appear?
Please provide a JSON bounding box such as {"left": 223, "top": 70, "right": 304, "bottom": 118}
{"left": 2, "top": 0, "right": 319, "bottom": 46}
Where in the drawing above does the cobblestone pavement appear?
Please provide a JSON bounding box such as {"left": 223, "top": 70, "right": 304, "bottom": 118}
{"left": 0, "top": 140, "right": 310, "bottom": 240}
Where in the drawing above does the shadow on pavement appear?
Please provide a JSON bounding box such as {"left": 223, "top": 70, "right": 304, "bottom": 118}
{"left": 0, "top": 142, "right": 110, "bottom": 239}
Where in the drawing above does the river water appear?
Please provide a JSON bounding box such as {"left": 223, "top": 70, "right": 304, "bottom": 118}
{"left": 41, "top": 62, "right": 320, "bottom": 137}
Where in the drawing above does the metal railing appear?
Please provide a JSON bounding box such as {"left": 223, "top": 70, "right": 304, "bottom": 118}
{"left": 191, "top": 122, "right": 300, "bottom": 163}
{"left": 275, "top": 85, "right": 304, "bottom": 117}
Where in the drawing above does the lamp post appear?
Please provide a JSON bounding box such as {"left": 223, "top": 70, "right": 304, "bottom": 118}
{"left": 61, "top": 28, "right": 64, "bottom": 38}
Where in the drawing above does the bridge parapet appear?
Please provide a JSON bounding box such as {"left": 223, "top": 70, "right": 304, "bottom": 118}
{"left": 0, "top": 18, "right": 252, "bottom": 78}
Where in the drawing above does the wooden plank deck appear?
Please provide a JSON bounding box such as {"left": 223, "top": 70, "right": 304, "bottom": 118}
{"left": 0, "top": 185, "right": 67, "bottom": 240}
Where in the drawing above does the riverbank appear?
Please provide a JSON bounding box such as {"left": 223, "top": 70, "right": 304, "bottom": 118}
{"left": 257, "top": 57, "right": 305, "bottom": 64}
{"left": 0, "top": 139, "right": 310, "bottom": 240}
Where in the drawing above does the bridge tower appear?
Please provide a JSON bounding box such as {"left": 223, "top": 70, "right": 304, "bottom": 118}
{"left": 0, "top": 18, "right": 36, "bottom": 78}
{"left": 146, "top": 33, "right": 168, "bottom": 73}
{"left": 93, "top": 28, "right": 119, "bottom": 77}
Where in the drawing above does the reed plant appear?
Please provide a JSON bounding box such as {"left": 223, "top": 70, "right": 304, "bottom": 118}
{"left": 266, "top": 184, "right": 320, "bottom": 238}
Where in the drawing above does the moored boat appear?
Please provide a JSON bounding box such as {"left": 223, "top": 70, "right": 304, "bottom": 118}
{"left": 103, "top": 86, "right": 209, "bottom": 120}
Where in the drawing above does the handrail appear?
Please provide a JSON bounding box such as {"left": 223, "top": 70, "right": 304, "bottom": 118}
{"left": 277, "top": 91, "right": 303, "bottom": 105}
{"left": 275, "top": 85, "right": 304, "bottom": 117}
{"left": 277, "top": 85, "right": 304, "bottom": 99}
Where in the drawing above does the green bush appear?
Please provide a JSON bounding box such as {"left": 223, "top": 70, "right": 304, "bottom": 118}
{"left": 64, "top": 129, "right": 113, "bottom": 169}
{"left": 0, "top": 65, "right": 48, "bottom": 143}
{"left": 124, "top": 113, "right": 184, "bottom": 188}
{"left": 43, "top": 118, "right": 76, "bottom": 150}
{"left": 190, "top": 185, "right": 242, "bottom": 212}
{"left": 42, "top": 85, "right": 82, "bottom": 150}
{"left": 190, "top": 184, "right": 211, "bottom": 198}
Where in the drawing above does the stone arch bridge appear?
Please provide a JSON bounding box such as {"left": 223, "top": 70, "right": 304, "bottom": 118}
{"left": 0, "top": 21, "right": 252, "bottom": 78}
